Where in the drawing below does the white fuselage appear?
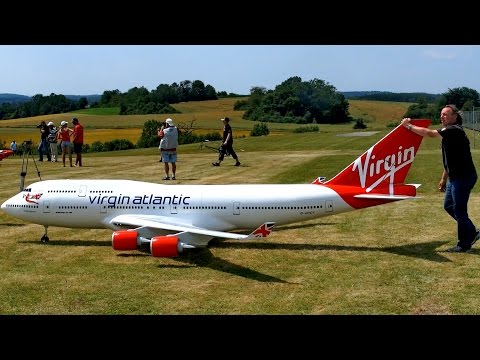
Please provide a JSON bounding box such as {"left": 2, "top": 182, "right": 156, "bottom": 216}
{"left": 1, "top": 179, "right": 353, "bottom": 232}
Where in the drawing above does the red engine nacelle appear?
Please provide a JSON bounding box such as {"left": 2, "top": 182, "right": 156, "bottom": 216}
{"left": 150, "top": 236, "right": 180, "bottom": 257}
{"left": 112, "top": 230, "right": 139, "bottom": 250}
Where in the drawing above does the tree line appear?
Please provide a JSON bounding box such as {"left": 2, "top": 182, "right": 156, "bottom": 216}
{"left": 95, "top": 80, "right": 219, "bottom": 115}
{"left": 0, "top": 79, "right": 223, "bottom": 120}
{"left": 1, "top": 77, "right": 479, "bottom": 128}
{"left": 404, "top": 87, "right": 480, "bottom": 124}
{"left": 0, "top": 94, "right": 87, "bottom": 120}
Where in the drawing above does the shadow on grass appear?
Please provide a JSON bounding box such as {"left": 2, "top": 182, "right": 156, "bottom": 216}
{"left": 274, "top": 222, "right": 338, "bottom": 231}
{"left": 171, "top": 248, "right": 290, "bottom": 284}
{"left": 21, "top": 239, "right": 289, "bottom": 282}
{"left": 20, "top": 239, "right": 112, "bottom": 247}
{"left": 211, "top": 240, "right": 460, "bottom": 263}
{"left": 1, "top": 223, "right": 26, "bottom": 227}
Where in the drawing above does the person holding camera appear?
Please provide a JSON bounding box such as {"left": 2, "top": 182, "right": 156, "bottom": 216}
{"left": 37, "top": 121, "right": 51, "bottom": 162}
{"left": 158, "top": 118, "right": 178, "bottom": 180}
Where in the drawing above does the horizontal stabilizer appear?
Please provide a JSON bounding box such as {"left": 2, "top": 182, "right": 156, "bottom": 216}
{"left": 354, "top": 194, "right": 418, "bottom": 200}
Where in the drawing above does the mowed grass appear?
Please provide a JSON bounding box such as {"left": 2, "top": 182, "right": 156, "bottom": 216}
{"left": 2, "top": 99, "right": 480, "bottom": 314}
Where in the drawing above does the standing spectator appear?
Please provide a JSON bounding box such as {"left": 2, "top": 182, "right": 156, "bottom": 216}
{"left": 71, "top": 117, "right": 84, "bottom": 167}
{"left": 212, "top": 117, "right": 240, "bottom": 167}
{"left": 401, "top": 104, "right": 479, "bottom": 253}
{"left": 57, "top": 121, "right": 73, "bottom": 167}
{"left": 10, "top": 140, "right": 17, "bottom": 156}
{"left": 37, "top": 121, "right": 51, "bottom": 162}
{"left": 159, "top": 118, "right": 178, "bottom": 180}
{"left": 47, "top": 121, "right": 58, "bottom": 162}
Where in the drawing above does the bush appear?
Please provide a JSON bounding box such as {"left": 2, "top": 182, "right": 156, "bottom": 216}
{"left": 250, "top": 123, "right": 270, "bottom": 136}
{"left": 353, "top": 119, "right": 367, "bottom": 129}
{"left": 293, "top": 125, "right": 319, "bottom": 133}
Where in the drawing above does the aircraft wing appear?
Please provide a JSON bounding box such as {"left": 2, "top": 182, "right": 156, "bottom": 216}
{"left": 108, "top": 214, "right": 274, "bottom": 240}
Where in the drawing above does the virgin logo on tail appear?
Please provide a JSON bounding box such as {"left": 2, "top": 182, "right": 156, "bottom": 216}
{"left": 352, "top": 145, "right": 415, "bottom": 192}
{"left": 325, "top": 120, "right": 431, "bottom": 189}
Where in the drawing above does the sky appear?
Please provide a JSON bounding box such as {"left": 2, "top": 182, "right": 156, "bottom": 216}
{"left": 0, "top": 45, "right": 478, "bottom": 97}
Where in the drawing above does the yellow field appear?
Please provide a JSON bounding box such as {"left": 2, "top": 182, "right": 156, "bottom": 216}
{"left": 348, "top": 100, "right": 413, "bottom": 127}
{"left": 0, "top": 98, "right": 412, "bottom": 147}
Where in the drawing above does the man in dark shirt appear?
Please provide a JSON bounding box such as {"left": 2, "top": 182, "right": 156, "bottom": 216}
{"left": 401, "top": 104, "right": 479, "bottom": 252}
{"left": 212, "top": 117, "right": 240, "bottom": 167}
{"left": 37, "top": 121, "right": 51, "bottom": 162}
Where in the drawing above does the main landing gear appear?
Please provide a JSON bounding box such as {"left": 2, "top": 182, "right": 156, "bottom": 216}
{"left": 41, "top": 225, "right": 49, "bottom": 243}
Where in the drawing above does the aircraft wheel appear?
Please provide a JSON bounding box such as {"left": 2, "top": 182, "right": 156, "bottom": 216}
{"left": 41, "top": 236, "right": 49, "bottom": 243}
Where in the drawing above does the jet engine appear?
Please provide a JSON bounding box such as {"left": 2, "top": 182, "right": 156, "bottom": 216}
{"left": 112, "top": 230, "right": 138, "bottom": 250}
{"left": 150, "top": 236, "right": 180, "bottom": 257}
{"left": 112, "top": 230, "right": 183, "bottom": 257}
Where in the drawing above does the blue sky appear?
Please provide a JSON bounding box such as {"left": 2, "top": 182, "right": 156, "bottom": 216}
{"left": 0, "top": 45, "right": 478, "bottom": 96}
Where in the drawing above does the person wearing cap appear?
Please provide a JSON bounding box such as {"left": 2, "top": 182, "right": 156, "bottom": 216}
{"left": 71, "top": 117, "right": 84, "bottom": 167}
{"left": 47, "top": 121, "right": 58, "bottom": 162}
{"left": 212, "top": 117, "right": 240, "bottom": 167}
{"left": 56, "top": 121, "right": 73, "bottom": 167}
{"left": 158, "top": 118, "right": 178, "bottom": 180}
{"left": 402, "top": 104, "right": 479, "bottom": 253}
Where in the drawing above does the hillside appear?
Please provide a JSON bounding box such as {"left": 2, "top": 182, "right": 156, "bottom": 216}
{"left": 0, "top": 93, "right": 30, "bottom": 104}
{"left": 0, "top": 93, "right": 101, "bottom": 105}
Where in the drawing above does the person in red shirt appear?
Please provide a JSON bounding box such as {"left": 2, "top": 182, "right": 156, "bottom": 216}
{"left": 71, "top": 117, "right": 84, "bottom": 167}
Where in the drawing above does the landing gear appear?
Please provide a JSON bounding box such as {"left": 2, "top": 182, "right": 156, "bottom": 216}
{"left": 41, "top": 226, "right": 49, "bottom": 243}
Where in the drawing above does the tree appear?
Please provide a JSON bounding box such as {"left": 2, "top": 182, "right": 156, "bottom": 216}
{"left": 441, "top": 87, "right": 480, "bottom": 109}
{"left": 241, "top": 77, "right": 350, "bottom": 124}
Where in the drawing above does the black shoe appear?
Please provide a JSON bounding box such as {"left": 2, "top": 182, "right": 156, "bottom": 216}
{"left": 235, "top": 162, "right": 241, "bottom": 166}
{"left": 163, "top": 176, "right": 170, "bottom": 180}
{"left": 212, "top": 162, "right": 220, "bottom": 166}
{"left": 446, "top": 245, "right": 471, "bottom": 253}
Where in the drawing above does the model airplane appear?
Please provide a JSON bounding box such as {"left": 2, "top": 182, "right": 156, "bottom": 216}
{"left": 1, "top": 119, "right": 430, "bottom": 258}
{"left": 0, "top": 149, "right": 14, "bottom": 161}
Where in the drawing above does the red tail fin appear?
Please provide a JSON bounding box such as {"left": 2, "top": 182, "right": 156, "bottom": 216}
{"left": 324, "top": 119, "right": 431, "bottom": 189}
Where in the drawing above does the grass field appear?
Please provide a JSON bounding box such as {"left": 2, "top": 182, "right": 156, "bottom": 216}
{"left": 2, "top": 99, "right": 480, "bottom": 314}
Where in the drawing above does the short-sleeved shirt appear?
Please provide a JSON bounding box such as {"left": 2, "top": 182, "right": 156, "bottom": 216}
{"left": 222, "top": 123, "right": 233, "bottom": 144}
{"left": 72, "top": 123, "right": 84, "bottom": 144}
{"left": 48, "top": 127, "right": 58, "bottom": 143}
{"left": 437, "top": 124, "right": 476, "bottom": 180}
{"left": 159, "top": 126, "right": 178, "bottom": 151}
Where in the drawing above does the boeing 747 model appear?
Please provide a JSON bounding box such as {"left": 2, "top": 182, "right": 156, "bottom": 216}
{"left": 1, "top": 120, "right": 430, "bottom": 258}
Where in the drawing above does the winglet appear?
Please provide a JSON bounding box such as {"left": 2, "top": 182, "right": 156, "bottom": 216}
{"left": 245, "top": 222, "right": 276, "bottom": 240}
